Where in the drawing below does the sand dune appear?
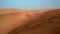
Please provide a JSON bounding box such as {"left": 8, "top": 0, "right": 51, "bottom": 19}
{"left": 0, "top": 8, "right": 60, "bottom": 34}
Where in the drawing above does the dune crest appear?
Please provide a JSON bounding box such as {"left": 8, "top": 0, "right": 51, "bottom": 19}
{"left": 0, "top": 10, "right": 35, "bottom": 34}
{"left": 0, "top": 8, "right": 60, "bottom": 34}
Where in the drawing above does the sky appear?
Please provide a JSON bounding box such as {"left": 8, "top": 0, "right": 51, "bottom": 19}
{"left": 0, "top": 0, "right": 60, "bottom": 9}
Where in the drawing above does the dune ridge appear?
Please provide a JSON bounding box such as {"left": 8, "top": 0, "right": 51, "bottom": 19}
{"left": 0, "top": 8, "right": 60, "bottom": 34}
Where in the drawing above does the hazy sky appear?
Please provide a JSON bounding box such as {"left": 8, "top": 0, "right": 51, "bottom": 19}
{"left": 0, "top": 0, "right": 60, "bottom": 9}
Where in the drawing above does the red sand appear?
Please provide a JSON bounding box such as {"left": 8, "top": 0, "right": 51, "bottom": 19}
{"left": 0, "top": 8, "right": 60, "bottom": 34}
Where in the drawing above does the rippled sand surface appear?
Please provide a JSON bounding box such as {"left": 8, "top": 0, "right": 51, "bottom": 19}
{"left": 0, "top": 8, "right": 60, "bottom": 34}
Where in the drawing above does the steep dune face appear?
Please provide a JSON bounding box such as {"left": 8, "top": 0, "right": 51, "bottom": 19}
{"left": 0, "top": 10, "right": 35, "bottom": 34}
{"left": 0, "top": 9, "right": 60, "bottom": 34}
{"left": 7, "top": 9, "right": 60, "bottom": 34}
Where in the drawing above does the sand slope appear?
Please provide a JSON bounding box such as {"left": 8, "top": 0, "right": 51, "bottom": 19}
{"left": 0, "top": 8, "right": 60, "bottom": 34}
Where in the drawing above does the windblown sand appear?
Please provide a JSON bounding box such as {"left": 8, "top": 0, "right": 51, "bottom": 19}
{"left": 0, "top": 8, "right": 60, "bottom": 34}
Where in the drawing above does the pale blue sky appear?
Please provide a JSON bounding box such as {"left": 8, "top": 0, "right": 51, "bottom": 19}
{"left": 0, "top": 0, "right": 60, "bottom": 9}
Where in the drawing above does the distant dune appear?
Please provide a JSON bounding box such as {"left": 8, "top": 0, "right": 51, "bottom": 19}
{"left": 0, "top": 8, "right": 60, "bottom": 34}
